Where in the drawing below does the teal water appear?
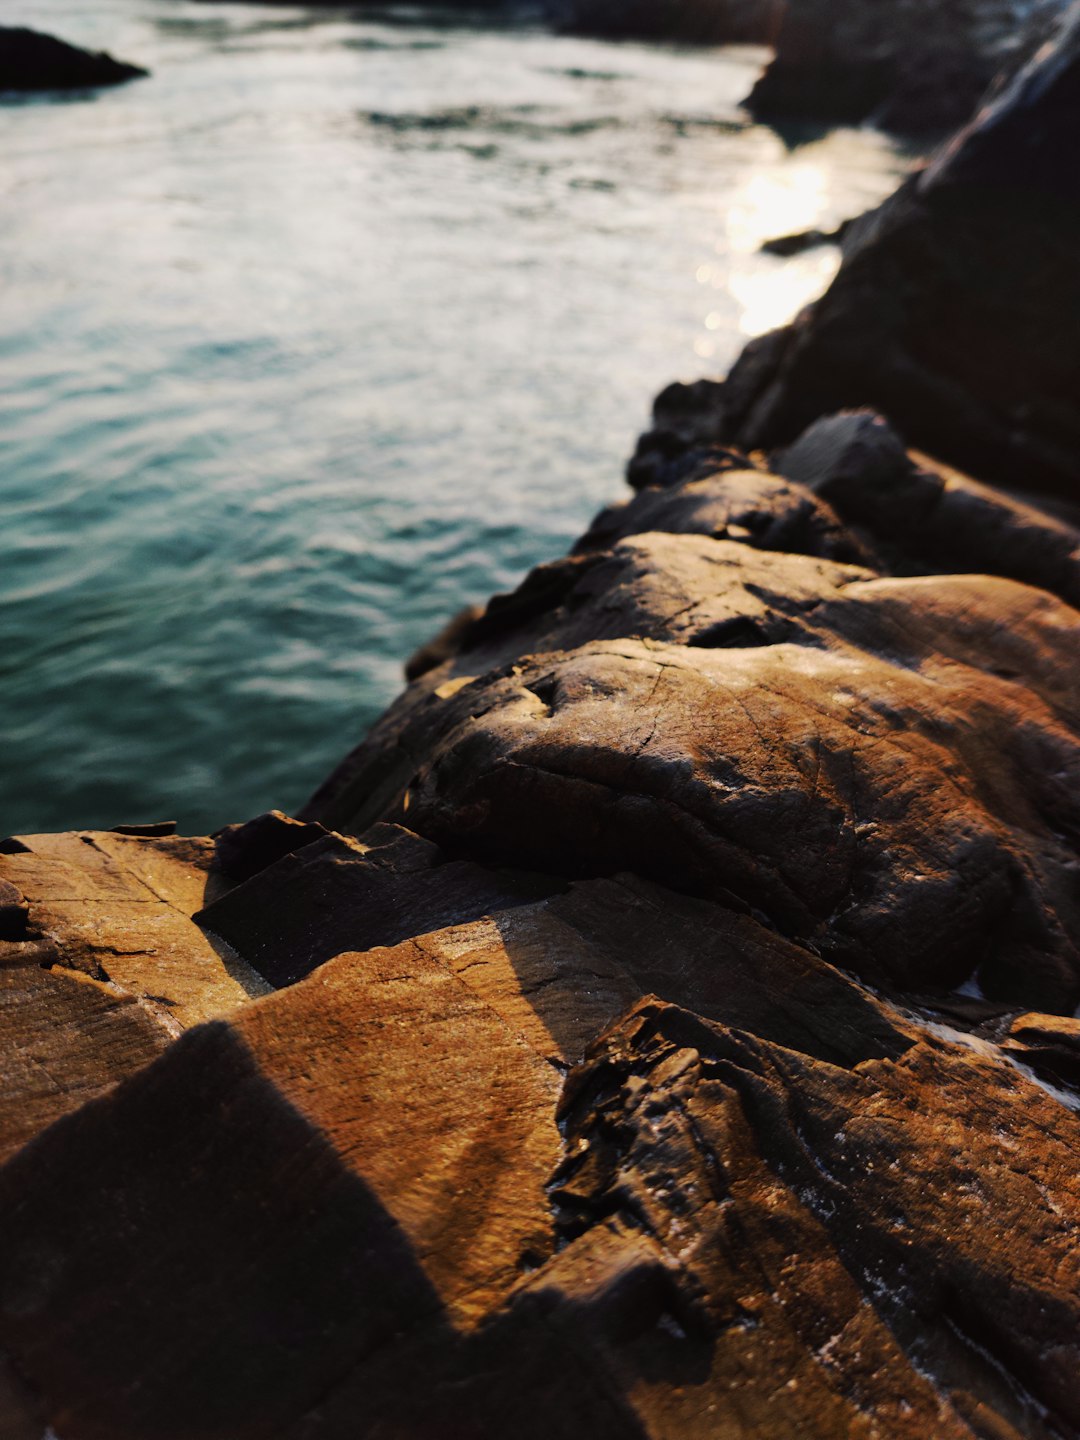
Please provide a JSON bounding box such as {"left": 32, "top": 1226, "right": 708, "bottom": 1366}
{"left": 0, "top": 1, "right": 909, "bottom": 835}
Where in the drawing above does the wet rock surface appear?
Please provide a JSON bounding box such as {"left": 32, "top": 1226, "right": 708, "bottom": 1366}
{"left": 3, "top": 419, "right": 1077, "bottom": 1435}
{"left": 0, "top": 26, "right": 148, "bottom": 93}
{"left": 7, "top": 54, "right": 1080, "bottom": 1407}
{"left": 664, "top": 6, "right": 1080, "bottom": 501}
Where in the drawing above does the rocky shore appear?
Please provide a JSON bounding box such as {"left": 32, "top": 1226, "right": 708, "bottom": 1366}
{"left": 4, "top": 8, "right": 1080, "bottom": 1440}
{"left": 3, "top": 401, "right": 1080, "bottom": 1437}
{"left": 643, "top": 1, "right": 1080, "bottom": 501}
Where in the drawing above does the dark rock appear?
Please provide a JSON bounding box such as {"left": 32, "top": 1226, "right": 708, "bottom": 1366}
{"left": 651, "top": 377, "right": 728, "bottom": 445}
{"left": 578, "top": 461, "right": 874, "bottom": 565}
{"left": 711, "top": 10, "right": 1080, "bottom": 500}
{"left": 0, "top": 881, "right": 28, "bottom": 941}
{"left": 744, "top": 0, "right": 1066, "bottom": 134}
{"left": 110, "top": 820, "right": 177, "bottom": 837}
{"left": 0, "top": 27, "right": 148, "bottom": 94}
{"left": 760, "top": 219, "right": 852, "bottom": 256}
{"left": 212, "top": 808, "right": 328, "bottom": 883}
{"left": 777, "top": 410, "right": 1080, "bottom": 602}
{"left": 542, "top": 0, "right": 782, "bottom": 45}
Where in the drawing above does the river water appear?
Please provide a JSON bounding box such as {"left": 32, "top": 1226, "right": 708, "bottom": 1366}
{"left": 0, "top": 0, "right": 909, "bottom": 834}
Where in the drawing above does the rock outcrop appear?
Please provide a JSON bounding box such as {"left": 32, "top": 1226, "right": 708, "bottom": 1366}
{"left": 656, "top": 3, "right": 1080, "bottom": 501}
{"left": 3, "top": 409, "right": 1080, "bottom": 1437}
{"left": 745, "top": 0, "right": 1066, "bottom": 132}
{"left": 5, "top": 30, "right": 1080, "bottom": 1422}
{"left": 0, "top": 27, "right": 148, "bottom": 93}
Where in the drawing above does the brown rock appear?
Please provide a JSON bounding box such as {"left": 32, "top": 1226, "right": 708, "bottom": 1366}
{"left": 5, "top": 415, "right": 1080, "bottom": 1437}
{"left": 304, "top": 534, "right": 1080, "bottom": 1011}
{"left": 1, "top": 883, "right": 1077, "bottom": 1438}
{"left": 0, "top": 830, "right": 271, "bottom": 1157}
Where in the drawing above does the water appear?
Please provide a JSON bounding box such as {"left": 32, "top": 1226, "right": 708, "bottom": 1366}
{"left": 0, "top": 0, "right": 909, "bottom": 835}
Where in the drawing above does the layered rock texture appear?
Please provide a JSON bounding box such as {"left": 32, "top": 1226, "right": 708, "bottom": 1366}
{"left": 745, "top": 0, "right": 1066, "bottom": 131}
{"left": 0, "top": 27, "right": 148, "bottom": 93}
{"left": 4, "top": 408, "right": 1080, "bottom": 1436}
{"left": 5, "top": 17, "right": 1080, "bottom": 1430}
{"left": 655, "top": 2, "right": 1080, "bottom": 501}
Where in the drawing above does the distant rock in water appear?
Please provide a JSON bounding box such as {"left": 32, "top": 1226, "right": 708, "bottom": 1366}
{"left": 0, "top": 26, "right": 148, "bottom": 93}
{"left": 649, "top": 0, "right": 1080, "bottom": 502}
{"left": 544, "top": 0, "right": 783, "bottom": 44}
{"left": 745, "top": 0, "right": 1067, "bottom": 132}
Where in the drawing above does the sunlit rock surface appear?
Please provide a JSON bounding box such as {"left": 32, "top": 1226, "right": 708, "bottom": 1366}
{"left": 654, "top": 3, "right": 1080, "bottom": 500}
{"left": 0, "top": 26, "right": 147, "bottom": 93}
{"left": 4, "top": 421, "right": 1080, "bottom": 1437}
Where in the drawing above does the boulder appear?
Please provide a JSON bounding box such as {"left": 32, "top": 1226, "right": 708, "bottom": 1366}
{"left": 303, "top": 499, "right": 1080, "bottom": 1011}
{"left": 0, "top": 27, "right": 147, "bottom": 93}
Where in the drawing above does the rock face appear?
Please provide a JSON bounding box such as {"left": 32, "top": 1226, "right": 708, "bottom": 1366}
{"left": 662, "top": 5, "right": 1080, "bottom": 501}
{"left": 3, "top": 415, "right": 1079, "bottom": 1436}
{"left": 745, "top": 0, "right": 1066, "bottom": 132}
{"left": 0, "top": 27, "right": 148, "bottom": 93}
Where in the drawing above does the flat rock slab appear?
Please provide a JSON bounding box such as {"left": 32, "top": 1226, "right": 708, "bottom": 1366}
{"left": 0, "top": 924, "right": 564, "bottom": 1439}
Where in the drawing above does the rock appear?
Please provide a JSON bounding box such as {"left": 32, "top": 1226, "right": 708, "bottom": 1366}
{"left": 4, "top": 429, "right": 1080, "bottom": 1430}
{"left": 0, "top": 881, "right": 28, "bottom": 941}
{"left": 303, "top": 513, "right": 1080, "bottom": 1011}
{"left": 776, "top": 410, "right": 1080, "bottom": 603}
{"left": 195, "top": 823, "right": 561, "bottom": 987}
{"left": 542, "top": 0, "right": 782, "bottom": 44}
{"left": 1, "top": 879, "right": 1078, "bottom": 1437}
{"left": 699, "top": 8, "right": 1080, "bottom": 499}
{"left": 744, "top": 0, "right": 1066, "bottom": 133}
{"left": 109, "top": 820, "right": 177, "bottom": 837}
{"left": 579, "top": 461, "right": 874, "bottom": 566}
{"left": 0, "top": 830, "right": 276, "bottom": 1161}
{"left": 760, "top": 219, "right": 852, "bottom": 256}
{"left": 0, "top": 829, "right": 269, "bottom": 1029}
{"left": 211, "top": 808, "right": 329, "bottom": 883}
{"left": 0, "top": 27, "right": 148, "bottom": 93}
